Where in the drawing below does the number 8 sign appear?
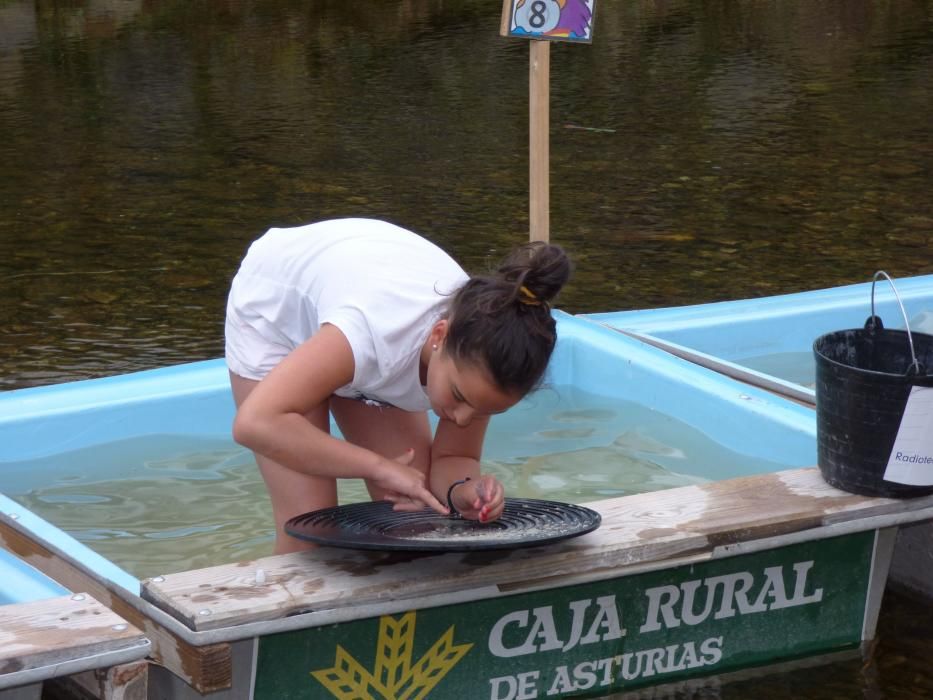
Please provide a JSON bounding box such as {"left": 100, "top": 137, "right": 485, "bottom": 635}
{"left": 500, "top": 0, "right": 595, "bottom": 43}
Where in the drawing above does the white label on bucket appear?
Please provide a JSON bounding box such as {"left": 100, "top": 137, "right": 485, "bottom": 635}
{"left": 884, "top": 386, "right": 933, "bottom": 486}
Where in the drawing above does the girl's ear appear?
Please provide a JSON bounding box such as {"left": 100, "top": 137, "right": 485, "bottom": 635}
{"left": 429, "top": 319, "right": 449, "bottom": 348}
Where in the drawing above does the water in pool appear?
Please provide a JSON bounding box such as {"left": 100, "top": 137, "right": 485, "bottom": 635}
{"left": 729, "top": 310, "right": 933, "bottom": 389}
{"left": 734, "top": 350, "right": 816, "bottom": 388}
{"left": 5, "top": 387, "right": 789, "bottom": 578}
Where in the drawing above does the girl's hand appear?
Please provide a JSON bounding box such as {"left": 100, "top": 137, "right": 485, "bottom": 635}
{"left": 379, "top": 449, "right": 449, "bottom": 515}
{"left": 449, "top": 474, "right": 504, "bottom": 523}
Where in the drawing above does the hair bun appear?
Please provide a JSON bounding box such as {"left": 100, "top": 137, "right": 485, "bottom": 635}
{"left": 498, "top": 241, "right": 572, "bottom": 306}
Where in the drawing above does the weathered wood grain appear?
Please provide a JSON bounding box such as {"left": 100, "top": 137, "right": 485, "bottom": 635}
{"left": 0, "top": 520, "right": 231, "bottom": 694}
{"left": 0, "top": 595, "right": 144, "bottom": 676}
{"left": 141, "top": 467, "right": 933, "bottom": 632}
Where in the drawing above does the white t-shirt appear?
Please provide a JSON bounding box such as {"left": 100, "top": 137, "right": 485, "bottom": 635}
{"left": 225, "top": 218, "right": 468, "bottom": 411}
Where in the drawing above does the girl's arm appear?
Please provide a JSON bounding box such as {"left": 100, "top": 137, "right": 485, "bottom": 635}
{"left": 429, "top": 417, "right": 505, "bottom": 522}
{"left": 232, "top": 323, "right": 447, "bottom": 513}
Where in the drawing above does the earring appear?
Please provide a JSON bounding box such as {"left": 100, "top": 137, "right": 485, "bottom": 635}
{"left": 432, "top": 344, "right": 438, "bottom": 351}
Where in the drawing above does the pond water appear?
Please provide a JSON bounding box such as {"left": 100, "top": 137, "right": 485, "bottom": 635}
{"left": 2, "top": 1, "right": 932, "bottom": 697}
{"left": 2, "top": 0, "right": 932, "bottom": 392}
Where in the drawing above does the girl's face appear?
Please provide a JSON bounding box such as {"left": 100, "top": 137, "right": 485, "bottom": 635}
{"left": 424, "top": 325, "right": 520, "bottom": 427}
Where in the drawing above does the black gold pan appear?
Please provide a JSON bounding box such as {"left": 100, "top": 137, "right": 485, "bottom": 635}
{"left": 284, "top": 498, "right": 601, "bottom": 552}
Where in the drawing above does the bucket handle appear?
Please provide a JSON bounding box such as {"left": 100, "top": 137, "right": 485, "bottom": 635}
{"left": 870, "top": 270, "right": 922, "bottom": 375}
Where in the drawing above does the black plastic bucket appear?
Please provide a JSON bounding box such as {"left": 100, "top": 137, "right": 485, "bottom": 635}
{"left": 814, "top": 274, "right": 933, "bottom": 498}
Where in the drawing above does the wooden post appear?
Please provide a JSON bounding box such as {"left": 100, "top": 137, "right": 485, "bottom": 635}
{"left": 529, "top": 40, "right": 550, "bottom": 243}
{"left": 500, "top": 0, "right": 596, "bottom": 243}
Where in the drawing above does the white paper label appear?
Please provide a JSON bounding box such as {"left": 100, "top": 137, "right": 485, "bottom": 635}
{"left": 884, "top": 385, "right": 933, "bottom": 486}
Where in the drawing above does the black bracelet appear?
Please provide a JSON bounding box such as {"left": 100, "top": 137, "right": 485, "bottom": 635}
{"left": 446, "top": 477, "right": 472, "bottom": 518}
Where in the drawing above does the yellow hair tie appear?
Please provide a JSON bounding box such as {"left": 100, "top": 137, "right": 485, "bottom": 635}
{"left": 519, "top": 285, "right": 542, "bottom": 306}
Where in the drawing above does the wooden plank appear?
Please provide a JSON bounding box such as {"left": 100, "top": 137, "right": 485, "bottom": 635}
{"left": 141, "top": 467, "right": 933, "bottom": 632}
{"left": 0, "top": 595, "right": 144, "bottom": 676}
{"left": 0, "top": 519, "right": 231, "bottom": 694}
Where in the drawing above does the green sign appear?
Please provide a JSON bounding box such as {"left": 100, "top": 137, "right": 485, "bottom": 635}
{"left": 254, "top": 532, "right": 873, "bottom": 699}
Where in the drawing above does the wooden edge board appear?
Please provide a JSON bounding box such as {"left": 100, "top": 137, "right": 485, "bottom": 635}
{"left": 140, "top": 530, "right": 713, "bottom": 632}
{"left": 141, "top": 467, "right": 933, "bottom": 632}
{"left": 0, "top": 594, "right": 146, "bottom": 683}
{"left": 0, "top": 519, "right": 232, "bottom": 694}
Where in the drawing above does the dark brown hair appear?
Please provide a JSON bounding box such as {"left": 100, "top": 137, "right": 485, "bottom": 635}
{"left": 445, "top": 242, "right": 572, "bottom": 396}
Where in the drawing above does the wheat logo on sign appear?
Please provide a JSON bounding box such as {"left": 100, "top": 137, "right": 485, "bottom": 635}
{"left": 311, "top": 612, "right": 473, "bottom": 699}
